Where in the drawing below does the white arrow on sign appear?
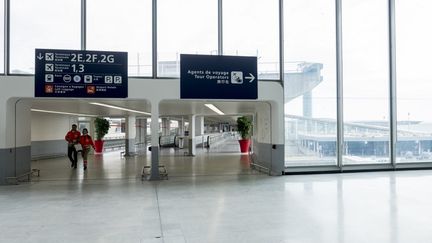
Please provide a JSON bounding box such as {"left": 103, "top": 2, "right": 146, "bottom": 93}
{"left": 245, "top": 73, "right": 255, "bottom": 83}
{"left": 37, "top": 53, "right": 44, "bottom": 60}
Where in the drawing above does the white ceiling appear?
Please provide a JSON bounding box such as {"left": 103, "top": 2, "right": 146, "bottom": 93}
{"left": 159, "top": 100, "right": 260, "bottom": 116}
{"left": 31, "top": 98, "right": 265, "bottom": 124}
{"left": 31, "top": 99, "right": 152, "bottom": 117}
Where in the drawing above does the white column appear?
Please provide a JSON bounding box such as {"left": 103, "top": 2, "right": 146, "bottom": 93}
{"left": 149, "top": 103, "right": 160, "bottom": 180}
{"left": 125, "top": 115, "right": 136, "bottom": 156}
{"left": 136, "top": 118, "right": 142, "bottom": 144}
{"left": 142, "top": 118, "right": 148, "bottom": 151}
{"left": 89, "top": 117, "right": 96, "bottom": 140}
{"left": 177, "top": 118, "right": 185, "bottom": 149}
{"left": 143, "top": 119, "right": 148, "bottom": 142}
{"left": 178, "top": 117, "right": 185, "bottom": 136}
{"left": 161, "top": 117, "right": 170, "bottom": 136}
{"left": 188, "top": 115, "right": 196, "bottom": 156}
{"left": 195, "top": 116, "right": 204, "bottom": 136}
{"left": 137, "top": 118, "right": 147, "bottom": 144}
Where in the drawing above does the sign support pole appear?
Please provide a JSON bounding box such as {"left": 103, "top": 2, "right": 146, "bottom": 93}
{"left": 149, "top": 103, "right": 160, "bottom": 180}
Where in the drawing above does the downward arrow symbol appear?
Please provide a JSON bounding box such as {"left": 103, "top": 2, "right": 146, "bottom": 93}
{"left": 245, "top": 73, "right": 255, "bottom": 83}
{"left": 37, "top": 53, "right": 44, "bottom": 60}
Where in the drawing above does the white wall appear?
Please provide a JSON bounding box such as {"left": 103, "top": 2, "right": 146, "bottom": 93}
{"left": 31, "top": 112, "right": 73, "bottom": 141}
{"left": 0, "top": 76, "right": 284, "bottom": 148}
{"left": 255, "top": 102, "right": 272, "bottom": 144}
{"left": 257, "top": 81, "right": 284, "bottom": 145}
{"left": 0, "top": 76, "right": 34, "bottom": 148}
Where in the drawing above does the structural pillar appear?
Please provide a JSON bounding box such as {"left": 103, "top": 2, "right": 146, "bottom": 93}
{"left": 125, "top": 115, "right": 136, "bottom": 156}
{"left": 303, "top": 91, "right": 312, "bottom": 118}
{"left": 149, "top": 104, "right": 160, "bottom": 180}
{"left": 188, "top": 115, "right": 196, "bottom": 156}
{"left": 178, "top": 117, "right": 185, "bottom": 136}
{"left": 195, "top": 116, "right": 204, "bottom": 136}
{"left": 161, "top": 117, "right": 170, "bottom": 136}
{"left": 136, "top": 118, "right": 147, "bottom": 145}
{"left": 195, "top": 116, "right": 205, "bottom": 147}
{"left": 418, "top": 141, "right": 422, "bottom": 155}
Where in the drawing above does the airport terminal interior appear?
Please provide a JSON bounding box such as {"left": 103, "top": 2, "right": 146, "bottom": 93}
{"left": 2, "top": 0, "right": 432, "bottom": 242}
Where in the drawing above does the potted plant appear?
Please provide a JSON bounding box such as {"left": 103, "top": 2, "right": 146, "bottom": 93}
{"left": 237, "top": 116, "right": 252, "bottom": 153}
{"left": 94, "top": 117, "right": 110, "bottom": 153}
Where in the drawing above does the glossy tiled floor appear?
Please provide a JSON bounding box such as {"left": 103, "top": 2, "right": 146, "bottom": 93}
{"left": 2, "top": 140, "right": 432, "bottom": 242}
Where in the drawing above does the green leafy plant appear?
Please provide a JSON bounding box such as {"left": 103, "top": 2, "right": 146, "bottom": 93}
{"left": 237, "top": 116, "right": 253, "bottom": 140}
{"left": 94, "top": 117, "right": 110, "bottom": 140}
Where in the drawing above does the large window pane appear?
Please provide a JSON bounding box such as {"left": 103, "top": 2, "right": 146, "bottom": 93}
{"left": 10, "top": 0, "right": 80, "bottom": 74}
{"left": 87, "top": 0, "right": 152, "bottom": 77}
{"left": 224, "top": 0, "right": 279, "bottom": 80}
{"left": 342, "top": 0, "right": 390, "bottom": 165}
{"left": 0, "top": 0, "right": 4, "bottom": 73}
{"left": 158, "top": 0, "right": 217, "bottom": 77}
{"left": 396, "top": 0, "right": 432, "bottom": 163}
{"left": 284, "top": 0, "right": 337, "bottom": 166}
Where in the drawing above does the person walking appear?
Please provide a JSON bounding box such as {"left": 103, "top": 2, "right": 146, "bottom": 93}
{"left": 79, "top": 128, "right": 95, "bottom": 171}
{"left": 65, "top": 124, "right": 81, "bottom": 169}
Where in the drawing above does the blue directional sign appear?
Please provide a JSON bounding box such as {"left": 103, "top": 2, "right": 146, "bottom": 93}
{"left": 180, "top": 54, "right": 257, "bottom": 99}
{"left": 35, "top": 49, "right": 128, "bottom": 98}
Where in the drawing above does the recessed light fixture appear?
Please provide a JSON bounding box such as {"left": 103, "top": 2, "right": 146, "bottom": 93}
{"left": 205, "top": 104, "right": 224, "bottom": 115}
{"left": 89, "top": 102, "right": 151, "bottom": 115}
{"left": 31, "top": 109, "right": 97, "bottom": 117}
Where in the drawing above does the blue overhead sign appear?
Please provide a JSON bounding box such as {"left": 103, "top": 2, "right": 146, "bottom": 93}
{"left": 35, "top": 49, "right": 128, "bottom": 98}
{"left": 180, "top": 54, "right": 257, "bottom": 99}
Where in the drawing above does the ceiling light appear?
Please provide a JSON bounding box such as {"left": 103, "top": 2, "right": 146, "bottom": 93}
{"left": 205, "top": 104, "right": 224, "bottom": 115}
{"left": 90, "top": 102, "right": 151, "bottom": 115}
{"left": 31, "top": 109, "right": 97, "bottom": 117}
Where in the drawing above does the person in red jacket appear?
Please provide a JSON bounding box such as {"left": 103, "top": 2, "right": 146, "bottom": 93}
{"left": 79, "top": 128, "right": 95, "bottom": 170}
{"left": 65, "top": 124, "right": 81, "bottom": 169}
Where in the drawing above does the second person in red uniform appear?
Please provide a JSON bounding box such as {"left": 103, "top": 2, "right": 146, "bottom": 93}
{"left": 79, "top": 128, "right": 95, "bottom": 170}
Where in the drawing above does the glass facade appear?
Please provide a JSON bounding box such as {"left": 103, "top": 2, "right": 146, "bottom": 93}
{"left": 395, "top": 0, "right": 432, "bottom": 163}
{"left": 2, "top": 0, "right": 432, "bottom": 170}
{"left": 223, "top": 0, "right": 279, "bottom": 80}
{"left": 87, "top": 0, "right": 152, "bottom": 77}
{"left": 284, "top": 0, "right": 337, "bottom": 166}
{"left": 10, "top": 0, "right": 80, "bottom": 74}
{"left": 158, "top": 0, "right": 217, "bottom": 77}
{"left": 342, "top": 0, "right": 390, "bottom": 165}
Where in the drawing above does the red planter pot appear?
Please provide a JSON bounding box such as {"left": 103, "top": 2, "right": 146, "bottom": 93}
{"left": 238, "top": 139, "right": 251, "bottom": 153}
{"left": 94, "top": 140, "right": 104, "bottom": 153}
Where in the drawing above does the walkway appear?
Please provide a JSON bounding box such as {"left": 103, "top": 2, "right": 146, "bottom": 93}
{"left": 1, "top": 139, "right": 432, "bottom": 242}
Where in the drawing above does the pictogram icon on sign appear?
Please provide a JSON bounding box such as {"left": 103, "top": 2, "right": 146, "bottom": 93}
{"left": 114, "top": 76, "right": 122, "bottom": 84}
{"left": 231, "top": 71, "right": 243, "bottom": 84}
{"left": 73, "top": 75, "right": 81, "bottom": 83}
{"left": 45, "top": 53, "right": 54, "bottom": 61}
{"left": 84, "top": 75, "right": 92, "bottom": 83}
{"left": 105, "top": 76, "right": 113, "bottom": 84}
{"left": 45, "top": 74, "right": 54, "bottom": 82}
{"left": 45, "top": 64, "right": 54, "bottom": 72}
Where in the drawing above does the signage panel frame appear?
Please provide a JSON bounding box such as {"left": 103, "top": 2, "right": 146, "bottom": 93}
{"left": 35, "top": 48, "right": 128, "bottom": 98}
{"left": 180, "top": 54, "right": 258, "bottom": 100}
